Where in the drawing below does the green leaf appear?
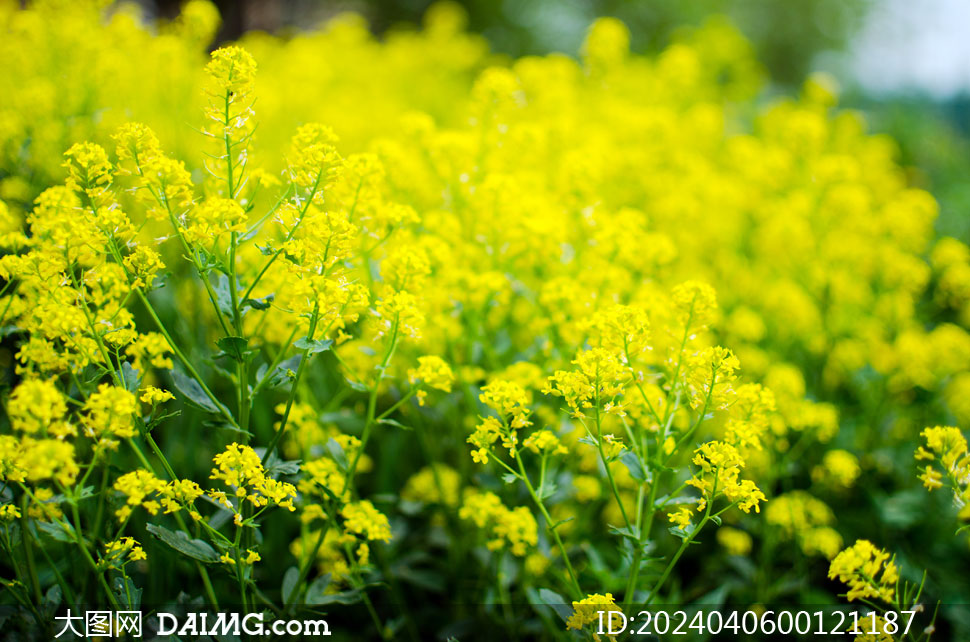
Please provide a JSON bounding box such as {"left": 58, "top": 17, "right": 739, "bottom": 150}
{"left": 537, "top": 482, "right": 557, "bottom": 499}
{"left": 609, "top": 524, "right": 640, "bottom": 541}
{"left": 113, "top": 576, "right": 142, "bottom": 609}
{"left": 304, "top": 573, "right": 335, "bottom": 605}
{"left": 35, "top": 520, "right": 75, "bottom": 543}
{"left": 326, "top": 438, "right": 348, "bottom": 471}
{"left": 501, "top": 473, "right": 518, "bottom": 484}
{"left": 281, "top": 566, "right": 299, "bottom": 606}
{"left": 346, "top": 379, "right": 369, "bottom": 392}
{"left": 377, "top": 417, "right": 411, "bottom": 431}
{"left": 309, "top": 588, "right": 362, "bottom": 605}
{"left": 294, "top": 337, "right": 333, "bottom": 354}
{"left": 264, "top": 454, "right": 301, "bottom": 477}
{"left": 146, "top": 523, "right": 219, "bottom": 563}
{"left": 242, "top": 295, "right": 274, "bottom": 311}
{"left": 537, "top": 588, "right": 572, "bottom": 624}
{"left": 169, "top": 369, "right": 222, "bottom": 414}
{"left": 258, "top": 355, "right": 302, "bottom": 390}
{"left": 619, "top": 450, "right": 649, "bottom": 482}
{"left": 121, "top": 362, "right": 142, "bottom": 393}
{"left": 216, "top": 336, "right": 250, "bottom": 362}
{"left": 212, "top": 274, "right": 235, "bottom": 319}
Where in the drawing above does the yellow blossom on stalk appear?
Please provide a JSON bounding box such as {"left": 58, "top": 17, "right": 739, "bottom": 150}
{"left": 915, "top": 425, "right": 970, "bottom": 518}
{"left": 668, "top": 506, "right": 693, "bottom": 530}
{"left": 7, "top": 379, "right": 70, "bottom": 436}
{"left": 375, "top": 291, "right": 424, "bottom": 340}
{"left": 140, "top": 386, "right": 175, "bottom": 405}
{"left": 401, "top": 465, "right": 461, "bottom": 506}
{"left": 341, "top": 500, "right": 392, "bottom": 542}
{"left": 205, "top": 45, "right": 257, "bottom": 97}
{"left": 468, "top": 380, "right": 534, "bottom": 460}
{"left": 408, "top": 355, "right": 455, "bottom": 405}
{"left": 687, "top": 441, "right": 766, "bottom": 513}
{"left": 114, "top": 469, "right": 166, "bottom": 519}
{"left": 812, "top": 449, "right": 861, "bottom": 489}
{"left": 103, "top": 537, "right": 147, "bottom": 568}
{"left": 671, "top": 280, "right": 718, "bottom": 330}
{"left": 300, "top": 456, "right": 349, "bottom": 502}
{"left": 126, "top": 332, "right": 173, "bottom": 372}
{"left": 82, "top": 384, "right": 138, "bottom": 441}
{"left": 584, "top": 304, "right": 650, "bottom": 356}
{"left": 62, "top": 142, "right": 114, "bottom": 209}
{"left": 123, "top": 245, "right": 165, "bottom": 289}
{"left": 0, "top": 504, "right": 22, "bottom": 521}
{"left": 19, "top": 438, "right": 80, "bottom": 487}
{"left": 458, "top": 490, "right": 537, "bottom": 556}
{"left": 766, "top": 491, "right": 842, "bottom": 559}
{"left": 184, "top": 197, "right": 247, "bottom": 246}
{"left": 544, "top": 348, "right": 629, "bottom": 418}
{"left": 522, "top": 429, "right": 568, "bottom": 456}
{"left": 716, "top": 526, "right": 752, "bottom": 556}
{"left": 684, "top": 346, "right": 740, "bottom": 411}
{"left": 566, "top": 593, "right": 624, "bottom": 642}
{"left": 828, "top": 540, "right": 898, "bottom": 603}
{"left": 209, "top": 443, "right": 297, "bottom": 513}
{"left": 285, "top": 123, "right": 342, "bottom": 193}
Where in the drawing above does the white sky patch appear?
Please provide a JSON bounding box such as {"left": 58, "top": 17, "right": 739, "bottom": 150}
{"left": 847, "top": 0, "right": 970, "bottom": 97}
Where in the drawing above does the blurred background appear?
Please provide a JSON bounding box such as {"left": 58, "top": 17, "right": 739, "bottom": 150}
{"left": 141, "top": 0, "right": 970, "bottom": 239}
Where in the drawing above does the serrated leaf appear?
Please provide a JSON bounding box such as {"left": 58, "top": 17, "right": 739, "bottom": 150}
{"left": 537, "top": 482, "right": 557, "bottom": 499}
{"left": 294, "top": 337, "right": 333, "bottom": 354}
{"left": 146, "top": 523, "right": 219, "bottom": 563}
{"left": 537, "top": 588, "right": 572, "bottom": 624}
{"left": 216, "top": 336, "right": 250, "bottom": 362}
{"left": 169, "top": 369, "right": 222, "bottom": 414}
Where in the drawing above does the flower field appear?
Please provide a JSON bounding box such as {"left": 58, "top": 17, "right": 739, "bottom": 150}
{"left": 0, "top": 1, "right": 968, "bottom": 640}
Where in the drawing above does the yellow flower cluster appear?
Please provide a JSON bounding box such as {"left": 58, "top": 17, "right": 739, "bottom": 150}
{"left": 113, "top": 469, "right": 204, "bottom": 522}
{"left": 566, "top": 593, "right": 624, "bottom": 642}
{"left": 209, "top": 443, "right": 297, "bottom": 516}
{"left": 458, "top": 490, "right": 538, "bottom": 556}
{"left": 765, "top": 491, "right": 843, "bottom": 559}
{"left": 915, "top": 425, "right": 970, "bottom": 519}
{"left": 341, "top": 500, "right": 393, "bottom": 543}
{"left": 828, "top": 540, "right": 899, "bottom": 603}
{"left": 687, "top": 442, "right": 766, "bottom": 513}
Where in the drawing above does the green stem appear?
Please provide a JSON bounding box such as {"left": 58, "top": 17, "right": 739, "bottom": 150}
{"left": 513, "top": 451, "right": 582, "bottom": 599}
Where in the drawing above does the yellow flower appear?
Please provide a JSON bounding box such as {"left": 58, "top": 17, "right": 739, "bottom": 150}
{"left": 341, "top": 500, "right": 392, "bottom": 543}
{"left": 828, "top": 540, "right": 898, "bottom": 603}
